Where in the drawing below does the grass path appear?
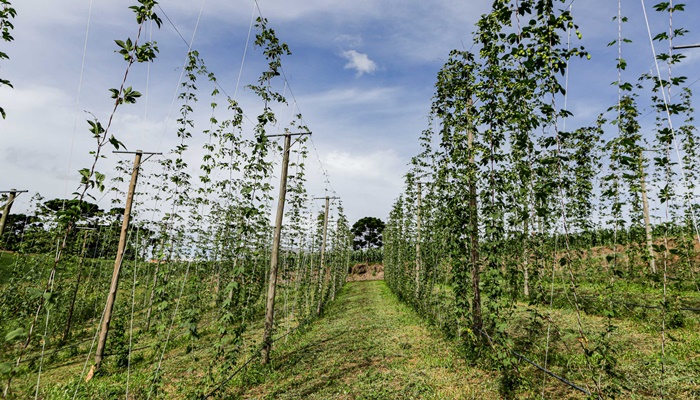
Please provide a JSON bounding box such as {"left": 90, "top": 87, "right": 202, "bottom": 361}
{"left": 232, "top": 280, "right": 499, "bottom": 399}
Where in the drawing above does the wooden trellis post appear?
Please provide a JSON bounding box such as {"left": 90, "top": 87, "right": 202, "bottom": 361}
{"left": 90, "top": 150, "right": 160, "bottom": 377}
{"left": 262, "top": 131, "right": 310, "bottom": 365}
{"left": 0, "top": 189, "right": 28, "bottom": 238}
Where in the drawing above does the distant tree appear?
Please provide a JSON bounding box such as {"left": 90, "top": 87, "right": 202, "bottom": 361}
{"left": 41, "top": 198, "right": 102, "bottom": 225}
{"left": 109, "top": 207, "right": 125, "bottom": 219}
{"left": 34, "top": 199, "right": 104, "bottom": 255}
{"left": 351, "top": 217, "right": 385, "bottom": 251}
{"left": 0, "top": 213, "right": 36, "bottom": 250}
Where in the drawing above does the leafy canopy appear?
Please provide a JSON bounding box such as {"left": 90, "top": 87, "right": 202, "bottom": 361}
{"left": 351, "top": 217, "right": 385, "bottom": 251}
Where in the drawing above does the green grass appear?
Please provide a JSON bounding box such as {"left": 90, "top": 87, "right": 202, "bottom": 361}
{"left": 230, "top": 281, "right": 499, "bottom": 399}
{"left": 396, "top": 275, "right": 700, "bottom": 398}
{"left": 10, "top": 265, "right": 697, "bottom": 399}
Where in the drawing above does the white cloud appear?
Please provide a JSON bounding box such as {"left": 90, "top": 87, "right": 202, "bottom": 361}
{"left": 3, "top": 0, "right": 700, "bottom": 226}
{"left": 679, "top": 48, "right": 700, "bottom": 67}
{"left": 325, "top": 149, "right": 401, "bottom": 181}
{"left": 341, "top": 50, "right": 377, "bottom": 76}
{"left": 306, "top": 149, "right": 405, "bottom": 223}
{"left": 200, "top": 0, "right": 382, "bottom": 22}
{"left": 302, "top": 87, "right": 399, "bottom": 107}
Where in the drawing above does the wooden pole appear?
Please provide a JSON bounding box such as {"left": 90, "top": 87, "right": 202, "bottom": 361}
{"left": 315, "top": 196, "right": 330, "bottom": 315}
{"left": 0, "top": 190, "right": 23, "bottom": 238}
{"left": 331, "top": 218, "right": 340, "bottom": 301}
{"left": 92, "top": 150, "right": 143, "bottom": 375}
{"left": 261, "top": 134, "right": 292, "bottom": 365}
{"left": 415, "top": 182, "right": 422, "bottom": 298}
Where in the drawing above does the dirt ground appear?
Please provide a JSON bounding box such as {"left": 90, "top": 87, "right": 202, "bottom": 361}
{"left": 346, "top": 263, "right": 384, "bottom": 281}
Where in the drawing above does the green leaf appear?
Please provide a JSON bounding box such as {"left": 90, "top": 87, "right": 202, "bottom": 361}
{"left": 0, "top": 362, "right": 13, "bottom": 375}
{"left": 108, "top": 135, "right": 125, "bottom": 150}
{"left": 5, "top": 328, "right": 25, "bottom": 342}
{"left": 653, "top": 2, "right": 670, "bottom": 12}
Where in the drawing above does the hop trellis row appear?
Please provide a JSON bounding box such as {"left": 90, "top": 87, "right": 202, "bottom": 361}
{"left": 385, "top": 0, "right": 700, "bottom": 398}
{"left": 0, "top": 2, "right": 351, "bottom": 398}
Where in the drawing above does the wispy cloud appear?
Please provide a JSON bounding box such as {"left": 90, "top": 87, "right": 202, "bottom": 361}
{"left": 302, "top": 87, "right": 399, "bottom": 106}
{"left": 341, "top": 50, "right": 377, "bottom": 76}
{"left": 312, "top": 149, "right": 404, "bottom": 221}
{"left": 335, "top": 34, "right": 363, "bottom": 48}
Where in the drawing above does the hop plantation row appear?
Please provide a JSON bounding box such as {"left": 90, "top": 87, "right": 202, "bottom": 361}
{"left": 3, "top": 0, "right": 700, "bottom": 399}
{"left": 385, "top": 0, "right": 700, "bottom": 398}
{"left": 0, "top": 1, "right": 353, "bottom": 398}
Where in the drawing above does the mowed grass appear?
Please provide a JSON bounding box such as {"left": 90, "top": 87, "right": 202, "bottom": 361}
{"left": 231, "top": 280, "right": 499, "bottom": 399}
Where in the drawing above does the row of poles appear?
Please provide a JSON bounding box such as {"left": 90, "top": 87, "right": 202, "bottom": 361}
{"left": 1, "top": 129, "right": 339, "bottom": 378}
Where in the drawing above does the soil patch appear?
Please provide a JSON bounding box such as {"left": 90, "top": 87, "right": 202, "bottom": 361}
{"left": 346, "top": 263, "right": 384, "bottom": 281}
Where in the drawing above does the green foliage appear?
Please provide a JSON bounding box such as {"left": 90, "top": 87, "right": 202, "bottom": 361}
{"left": 6, "top": 0, "right": 700, "bottom": 398}
{"left": 0, "top": 1, "right": 359, "bottom": 397}
{"left": 0, "top": 1, "right": 166, "bottom": 396}
{"left": 351, "top": 216, "right": 385, "bottom": 251}
{"left": 0, "top": 0, "right": 16, "bottom": 119}
{"left": 385, "top": 0, "right": 700, "bottom": 398}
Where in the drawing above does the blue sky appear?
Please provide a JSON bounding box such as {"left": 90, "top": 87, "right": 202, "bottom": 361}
{"left": 1, "top": 0, "right": 699, "bottom": 225}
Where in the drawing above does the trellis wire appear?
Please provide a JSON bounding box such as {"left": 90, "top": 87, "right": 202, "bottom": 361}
{"left": 476, "top": 327, "right": 592, "bottom": 396}
{"left": 125, "top": 227, "right": 139, "bottom": 399}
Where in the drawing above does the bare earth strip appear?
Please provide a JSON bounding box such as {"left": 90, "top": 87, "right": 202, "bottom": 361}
{"left": 232, "top": 280, "right": 499, "bottom": 399}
